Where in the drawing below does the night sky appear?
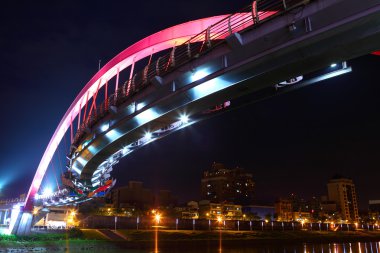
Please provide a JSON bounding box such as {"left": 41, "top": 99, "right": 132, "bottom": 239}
{"left": 0, "top": 1, "right": 379, "bottom": 210}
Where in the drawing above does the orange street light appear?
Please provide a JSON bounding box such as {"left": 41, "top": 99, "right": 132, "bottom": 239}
{"left": 155, "top": 213, "right": 161, "bottom": 224}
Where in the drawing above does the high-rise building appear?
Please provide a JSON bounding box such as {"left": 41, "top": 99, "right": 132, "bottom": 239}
{"left": 200, "top": 162, "right": 254, "bottom": 205}
{"left": 327, "top": 176, "right": 359, "bottom": 222}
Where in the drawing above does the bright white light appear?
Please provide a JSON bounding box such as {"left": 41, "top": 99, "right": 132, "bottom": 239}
{"left": 105, "top": 129, "right": 122, "bottom": 141}
{"left": 191, "top": 69, "right": 209, "bottom": 82}
{"left": 191, "top": 77, "right": 230, "bottom": 99}
{"left": 13, "top": 204, "right": 21, "bottom": 211}
{"left": 136, "top": 102, "right": 145, "bottom": 111}
{"left": 135, "top": 108, "right": 159, "bottom": 125}
{"left": 180, "top": 115, "right": 189, "bottom": 124}
{"left": 76, "top": 156, "right": 87, "bottom": 166}
{"left": 71, "top": 165, "right": 81, "bottom": 175}
{"left": 42, "top": 188, "right": 53, "bottom": 197}
{"left": 330, "top": 63, "right": 337, "bottom": 67}
{"left": 144, "top": 132, "right": 152, "bottom": 140}
{"left": 122, "top": 147, "right": 130, "bottom": 155}
{"left": 101, "top": 123, "right": 109, "bottom": 132}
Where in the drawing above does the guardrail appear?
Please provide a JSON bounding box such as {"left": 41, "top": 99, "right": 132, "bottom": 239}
{"left": 72, "top": 0, "right": 310, "bottom": 149}
{"left": 0, "top": 198, "right": 25, "bottom": 205}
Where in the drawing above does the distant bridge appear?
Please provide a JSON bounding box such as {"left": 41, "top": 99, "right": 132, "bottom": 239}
{"left": 7, "top": 0, "right": 380, "bottom": 235}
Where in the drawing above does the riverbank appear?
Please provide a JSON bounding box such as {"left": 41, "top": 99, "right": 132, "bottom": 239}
{"left": 1, "top": 229, "right": 380, "bottom": 252}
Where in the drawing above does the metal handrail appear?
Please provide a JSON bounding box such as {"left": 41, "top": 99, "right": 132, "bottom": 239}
{"left": 72, "top": 0, "right": 310, "bottom": 148}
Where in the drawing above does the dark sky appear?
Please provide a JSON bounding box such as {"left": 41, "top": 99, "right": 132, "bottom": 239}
{"left": 0, "top": 0, "right": 379, "bottom": 209}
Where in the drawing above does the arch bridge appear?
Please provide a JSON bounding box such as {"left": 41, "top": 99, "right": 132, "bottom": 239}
{"left": 8, "top": 0, "right": 380, "bottom": 235}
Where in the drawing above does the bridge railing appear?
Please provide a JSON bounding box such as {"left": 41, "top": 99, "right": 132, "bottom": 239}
{"left": 72, "top": 0, "right": 310, "bottom": 149}
{"left": 0, "top": 197, "right": 26, "bottom": 205}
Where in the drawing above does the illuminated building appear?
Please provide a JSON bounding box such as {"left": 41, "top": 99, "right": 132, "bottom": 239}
{"left": 275, "top": 198, "right": 293, "bottom": 221}
{"left": 178, "top": 201, "right": 199, "bottom": 219}
{"left": 327, "top": 176, "right": 359, "bottom": 222}
{"left": 200, "top": 162, "right": 254, "bottom": 205}
{"left": 199, "top": 200, "right": 242, "bottom": 220}
{"left": 34, "top": 206, "right": 74, "bottom": 228}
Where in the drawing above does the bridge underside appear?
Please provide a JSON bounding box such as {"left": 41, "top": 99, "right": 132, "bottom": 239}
{"left": 71, "top": 0, "right": 380, "bottom": 186}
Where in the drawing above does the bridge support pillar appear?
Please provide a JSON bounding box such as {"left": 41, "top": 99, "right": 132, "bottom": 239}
{"left": 9, "top": 207, "right": 33, "bottom": 235}
{"left": 2, "top": 209, "right": 9, "bottom": 225}
{"left": 4, "top": 209, "right": 9, "bottom": 225}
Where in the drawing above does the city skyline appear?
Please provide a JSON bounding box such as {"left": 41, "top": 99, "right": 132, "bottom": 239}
{"left": 0, "top": 0, "right": 379, "bottom": 212}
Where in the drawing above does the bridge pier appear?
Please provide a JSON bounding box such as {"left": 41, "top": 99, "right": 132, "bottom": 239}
{"left": 1, "top": 210, "right": 8, "bottom": 225}
{"left": 9, "top": 207, "right": 33, "bottom": 235}
{"left": 0, "top": 209, "right": 10, "bottom": 226}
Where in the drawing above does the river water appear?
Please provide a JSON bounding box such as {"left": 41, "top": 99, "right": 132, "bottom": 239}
{"left": 112, "top": 241, "right": 380, "bottom": 253}
{"left": 1, "top": 241, "right": 379, "bottom": 252}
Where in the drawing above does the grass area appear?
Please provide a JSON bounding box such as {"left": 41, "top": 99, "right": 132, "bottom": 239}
{"left": 81, "top": 229, "right": 109, "bottom": 240}
{"left": 0, "top": 228, "right": 110, "bottom": 250}
{"left": 0, "top": 228, "right": 84, "bottom": 242}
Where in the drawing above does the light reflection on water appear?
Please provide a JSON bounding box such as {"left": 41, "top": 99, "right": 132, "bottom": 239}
{"left": 2, "top": 241, "right": 379, "bottom": 253}
{"left": 75, "top": 241, "right": 380, "bottom": 253}
{"left": 140, "top": 241, "right": 380, "bottom": 253}
{"left": 2, "top": 238, "right": 380, "bottom": 252}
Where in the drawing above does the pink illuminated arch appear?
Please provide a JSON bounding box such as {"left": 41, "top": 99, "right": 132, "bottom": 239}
{"left": 24, "top": 10, "right": 277, "bottom": 210}
{"left": 24, "top": 15, "right": 232, "bottom": 210}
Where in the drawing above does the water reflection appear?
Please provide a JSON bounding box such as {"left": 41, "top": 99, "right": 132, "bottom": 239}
{"left": 219, "top": 229, "right": 223, "bottom": 253}
{"left": 155, "top": 227, "right": 158, "bottom": 253}
{"left": 11, "top": 241, "right": 378, "bottom": 253}
{"left": 147, "top": 241, "right": 380, "bottom": 253}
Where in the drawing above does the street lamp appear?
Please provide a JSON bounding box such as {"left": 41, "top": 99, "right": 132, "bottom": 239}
{"left": 155, "top": 213, "right": 161, "bottom": 225}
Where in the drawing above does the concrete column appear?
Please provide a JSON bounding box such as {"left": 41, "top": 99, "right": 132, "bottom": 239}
{"left": 4, "top": 209, "right": 9, "bottom": 225}
{"left": 16, "top": 212, "right": 33, "bottom": 235}
{"left": 9, "top": 209, "right": 33, "bottom": 235}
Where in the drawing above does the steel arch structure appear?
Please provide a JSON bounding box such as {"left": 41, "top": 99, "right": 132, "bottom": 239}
{"left": 25, "top": 0, "right": 279, "bottom": 211}
{"left": 25, "top": 0, "right": 380, "bottom": 211}
{"left": 24, "top": 15, "right": 234, "bottom": 211}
